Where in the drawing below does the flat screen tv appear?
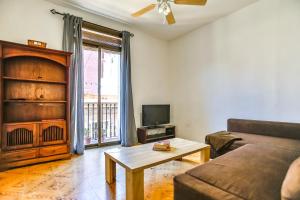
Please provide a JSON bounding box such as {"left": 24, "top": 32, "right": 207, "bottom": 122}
{"left": 142, "top": 104, "right": 170, "bottom": 127}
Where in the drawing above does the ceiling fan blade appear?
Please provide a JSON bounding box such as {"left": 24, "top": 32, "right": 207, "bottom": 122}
{"left": 131, "top": 4, "right": 156, "bottom": 17}
{"left": 166, "top": 11, "right": 176, "bottom": 25}
{"left": 174, "top": 0, "right": 207, "bottom": 5}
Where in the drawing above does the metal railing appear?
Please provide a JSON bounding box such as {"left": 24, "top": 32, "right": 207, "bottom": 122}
{"left": 84, "top": 102, "right": 119, "bottom": 145}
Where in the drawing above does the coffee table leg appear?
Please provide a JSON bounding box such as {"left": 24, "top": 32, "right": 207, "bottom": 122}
{"left": 126, "top": 169, "right": 144, "bottom": 200}
{"left": 200, "top": 146, "right": 210, "bottom": 163}
{"left": 105, "top": 154, "right": 116, "bottom": 184}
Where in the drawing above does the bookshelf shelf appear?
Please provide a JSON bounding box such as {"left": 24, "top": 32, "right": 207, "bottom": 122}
{"left": 4, "top": 100, "right": 67, "bottom": 103}
{"left": 3, "top": 76, "right": 67, "bottom": 84}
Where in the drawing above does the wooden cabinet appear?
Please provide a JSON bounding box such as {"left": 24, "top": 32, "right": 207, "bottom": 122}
{"left": 0, "top": 40, "right": 72, "bottom": 171}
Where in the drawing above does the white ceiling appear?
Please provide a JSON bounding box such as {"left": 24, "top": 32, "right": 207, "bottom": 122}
{"left": 49, "top": 0, "right": 258, "bottom": 40}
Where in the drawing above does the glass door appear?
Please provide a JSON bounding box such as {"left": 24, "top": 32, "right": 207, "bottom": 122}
{"left": 83, "top": 45, "right": 120, "bottom": 146}
{"left": 100, "top": 49, "right": 120, "bottom": 144}
{"left": 83, "top": 45, "right": 99, "bottom": 146}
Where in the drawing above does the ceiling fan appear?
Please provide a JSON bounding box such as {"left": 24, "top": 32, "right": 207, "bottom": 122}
{"left": 131, "top": 0, "right": 207, "bottom": 25}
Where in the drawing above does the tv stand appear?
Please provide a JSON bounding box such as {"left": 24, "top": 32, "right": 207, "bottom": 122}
{"left": 146, "top": 125, "right": 164, "bottom": 129}
{"left": 137, "top": 125, "right": 175, "bottom": 144}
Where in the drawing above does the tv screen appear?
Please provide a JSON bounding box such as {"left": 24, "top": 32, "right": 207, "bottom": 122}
{"left": 142, "top": 105, "right": 170, "bottom": 127}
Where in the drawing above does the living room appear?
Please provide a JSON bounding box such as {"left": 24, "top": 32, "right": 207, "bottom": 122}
{"left": 0, "top": 0, "right": 299, "bottom": 199}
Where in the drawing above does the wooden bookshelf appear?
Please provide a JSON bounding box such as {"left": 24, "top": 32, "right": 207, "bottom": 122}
{"left": 0, "top": 40, "right": 72, "bottom": 171}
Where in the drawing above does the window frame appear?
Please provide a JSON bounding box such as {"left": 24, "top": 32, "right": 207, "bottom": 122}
{"left": 82, "top": 21, "right": 122, "bottom": 52}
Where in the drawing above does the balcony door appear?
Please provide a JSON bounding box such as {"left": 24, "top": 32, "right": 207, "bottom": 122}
{"left": 83, "top": 45, "right": 120, "bottom": 146}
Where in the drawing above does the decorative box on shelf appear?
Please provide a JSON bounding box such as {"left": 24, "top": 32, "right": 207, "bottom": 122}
{"left": 137, "top": 125, "right": 175, "bottom": 144}
{"left": 28, "top": 39, "right": 47, "bottom": 48}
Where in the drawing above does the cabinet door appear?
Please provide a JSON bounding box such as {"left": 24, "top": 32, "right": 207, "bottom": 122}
{"left": 39, "top": 121, "right": 67, "bottom": 146}
{"left": 2, "top": 123, "right": 38, "bottom": 150}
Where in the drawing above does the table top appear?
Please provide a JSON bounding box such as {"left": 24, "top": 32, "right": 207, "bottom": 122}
{"left": 104, "top": 138, "right": 209, "bottom": 171}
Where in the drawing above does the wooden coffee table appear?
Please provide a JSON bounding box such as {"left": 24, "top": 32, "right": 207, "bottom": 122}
{"left": 104, "top": 138, "right": 210, "bottom": 200}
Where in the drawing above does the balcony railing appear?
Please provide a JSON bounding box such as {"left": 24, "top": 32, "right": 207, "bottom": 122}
{"left": 84, "top": 102, "right": 119, "bottom": 145}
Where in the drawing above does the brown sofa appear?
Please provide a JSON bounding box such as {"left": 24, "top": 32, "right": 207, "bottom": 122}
{"left": 174, "top": 119, "right": 300, "bottom": 200}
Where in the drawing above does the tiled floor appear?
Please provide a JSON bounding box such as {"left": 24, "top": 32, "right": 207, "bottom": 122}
{"left": 0, "top": 146, "right": 203, "bottom": 200}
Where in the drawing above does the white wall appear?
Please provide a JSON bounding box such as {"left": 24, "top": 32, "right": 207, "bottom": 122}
{"left": 0, "top": 0, "right": 171, "bottom": 127}
{"left": 169, "top": 0, "right": 300, "bottom": 142}
{"left": 1, "top": 0, "right": 299, "bottom": 142}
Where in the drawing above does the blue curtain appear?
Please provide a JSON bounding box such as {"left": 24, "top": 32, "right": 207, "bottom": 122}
{"left": 120, "top": 31, "right": 137, "bottom": 147}
{"left": 62, "top": 14, "right": 85, "bottom": 154}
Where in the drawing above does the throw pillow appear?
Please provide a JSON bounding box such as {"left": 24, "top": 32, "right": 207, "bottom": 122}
{"left": 281, "top": 157, "right": 300, "bottom": 200}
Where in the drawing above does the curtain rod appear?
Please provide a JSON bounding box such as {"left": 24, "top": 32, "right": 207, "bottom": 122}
{"left": 50, "top": 9, "right": 134, "bottom": 37}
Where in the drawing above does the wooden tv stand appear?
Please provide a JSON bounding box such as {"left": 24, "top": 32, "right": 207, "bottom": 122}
{"left": 137, "top": 125, "right": 175, "bottom": 144}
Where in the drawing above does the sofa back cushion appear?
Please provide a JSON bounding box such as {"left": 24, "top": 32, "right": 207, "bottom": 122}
{"left": 227, "top": 119, "right": 300, "bottom": 140}
{"left": 281, "top": 157, "right": 300, "bottom": 200}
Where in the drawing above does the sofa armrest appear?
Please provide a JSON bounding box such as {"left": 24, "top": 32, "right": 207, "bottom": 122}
{"left": 174, "top": 174, "right": 242, "bottom": 200}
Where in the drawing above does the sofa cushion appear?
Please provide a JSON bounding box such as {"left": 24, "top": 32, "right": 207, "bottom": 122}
{"left": 228, "top": 132, "right": 300, "bottom": 152}
{"left": 281, "top": 157, "right": 300, "bottom": 200}
{"left": 186, "top": 144, "right": 300, "bottom": 200}
{"left": 174, "top": 174, "right": 243, "bottom": 200}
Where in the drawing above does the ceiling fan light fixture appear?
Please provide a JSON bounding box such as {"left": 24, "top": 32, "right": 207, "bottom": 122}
{"left": 158, "top": 1, "right": 171, "bottom": 16}
{"left": 132, "top": 0, "right": 208, "bottom": 25}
